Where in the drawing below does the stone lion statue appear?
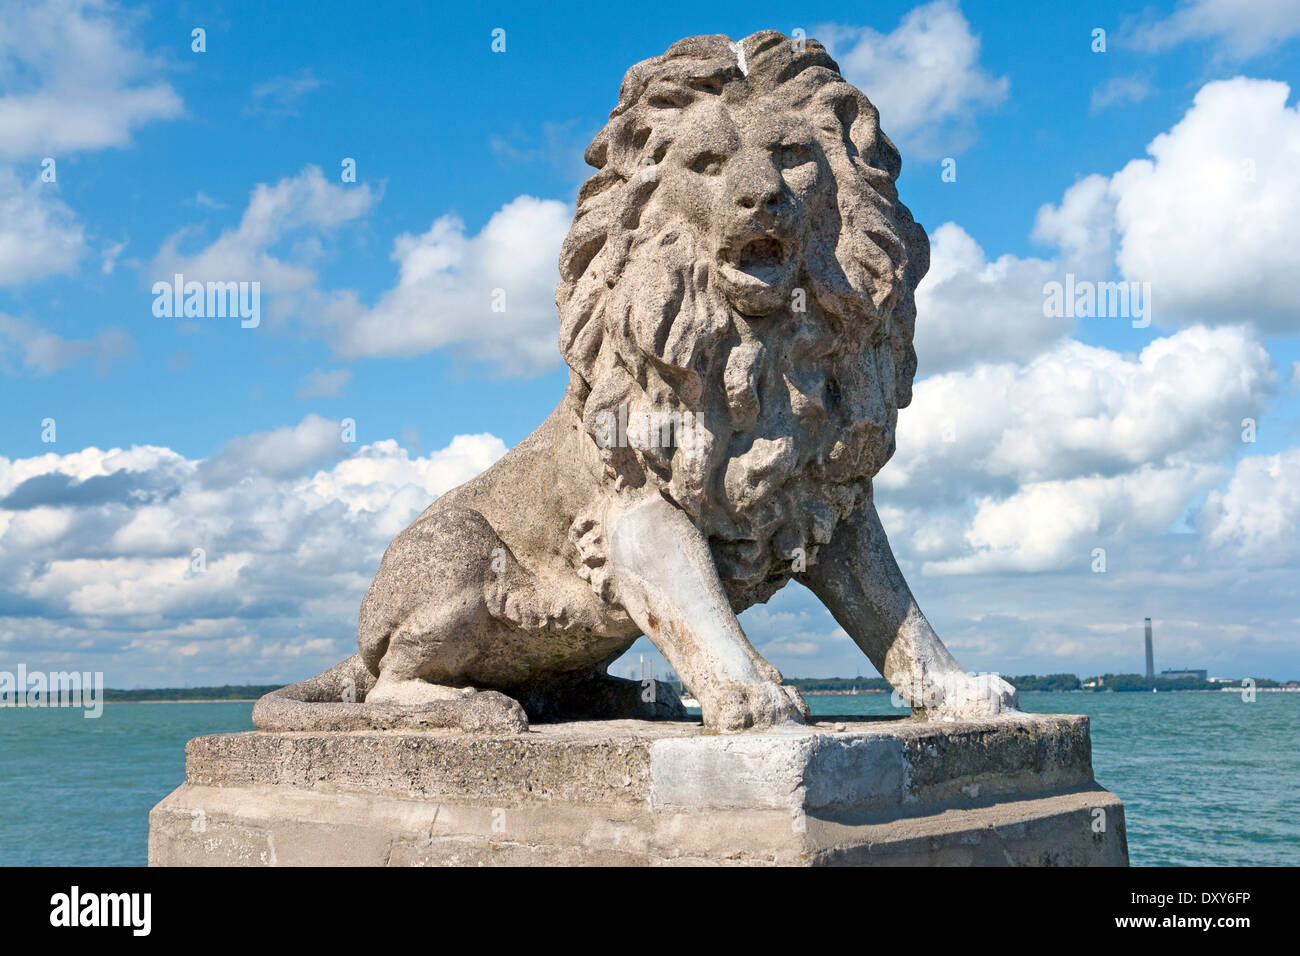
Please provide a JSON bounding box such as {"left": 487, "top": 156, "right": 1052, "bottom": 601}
{"left": 254, "top": 31, "right": 1019, "bottom": 735}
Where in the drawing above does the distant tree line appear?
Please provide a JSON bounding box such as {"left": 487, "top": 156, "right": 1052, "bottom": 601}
{"left": 1086, "top": 673, "right": 1280, "bottom": 692}
{"left": 101, "top": 674, "right": 1287, "bottom": 702}
{"left": 103, "top": 684, "right": 282, "bottom": 701}
{"left": 1004, "top": 674, "right": 1082, "bottom": 692}
{"left": 781, "top": 673, "right": 1285, "bottom": 693}
{"left": 784, "top": 677, "right": 892, "bottom": 692}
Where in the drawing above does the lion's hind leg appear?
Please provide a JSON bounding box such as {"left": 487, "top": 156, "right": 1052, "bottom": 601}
{"left": 355, "top": 506, "right": 534, "bottom": 730}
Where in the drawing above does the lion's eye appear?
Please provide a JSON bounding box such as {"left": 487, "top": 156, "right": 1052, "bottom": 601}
{"left": 690, "top": 152, "right": 727, "bottom": 176}
{"left": 687, "top": 77, "right": 724, "bottom": 96}
{"left": 645, "top": 83, "right": 692, "bottom": 109}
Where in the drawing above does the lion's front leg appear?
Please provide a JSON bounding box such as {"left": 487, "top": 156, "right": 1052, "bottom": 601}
{"left": 605, "top": 494, "right": 809, "bottom": 731}
{"left": 800, "top": 496, "right": 1020, "bottom": 721}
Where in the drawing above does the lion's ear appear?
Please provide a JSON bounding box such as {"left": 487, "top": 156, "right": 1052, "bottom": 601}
{"left": 823, "top": 87, "right": 901, "bottom": 187}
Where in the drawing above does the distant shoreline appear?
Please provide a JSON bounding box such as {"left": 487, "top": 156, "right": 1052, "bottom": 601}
{"left": 105, "top": 698, "right": 258, "bottom": 704}
{"left": 85, "top": 687, "right": 1300, "bottom": 704}
{"left": 28, "top": 672, "right": 1292, "bottom": 705}
{"left": 797, "top": 687, "right": 1299, "bottom": 695}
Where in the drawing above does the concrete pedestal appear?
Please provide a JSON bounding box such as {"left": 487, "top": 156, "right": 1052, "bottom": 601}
{"left": 148, "top": 713, "right": 1128, "bottom": 866}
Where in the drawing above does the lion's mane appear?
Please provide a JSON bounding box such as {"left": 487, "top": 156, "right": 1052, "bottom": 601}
{"left": 558, "top": 32, "right": 930, "bottom": 605}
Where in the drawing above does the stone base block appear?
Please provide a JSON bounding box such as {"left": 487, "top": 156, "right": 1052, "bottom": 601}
{"left": 148, "top": 714, "right": 1128, "bottom": 866}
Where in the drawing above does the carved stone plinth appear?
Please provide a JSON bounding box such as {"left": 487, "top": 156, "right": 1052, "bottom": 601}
{"left": 148, "top": 713, "right": 1128, "bottom": 866}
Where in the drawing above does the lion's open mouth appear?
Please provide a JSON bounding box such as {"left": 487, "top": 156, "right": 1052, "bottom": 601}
{"left": 736, "top": 237, "right": 785, "bottom": 272}
{"left": 723, "top": 235, "right": 789, "bottom": 284}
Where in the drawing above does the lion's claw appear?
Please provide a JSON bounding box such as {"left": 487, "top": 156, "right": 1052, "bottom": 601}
{"left": 917, "top": 672, "right": 1021, "bottom": 721}
{"left": 704, "top": 680, "right": 810, "bottom": 732}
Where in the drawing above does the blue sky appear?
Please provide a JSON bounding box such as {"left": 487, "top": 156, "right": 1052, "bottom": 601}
{"left": 2, "top": 0, "right": 1299, "bottom": 687}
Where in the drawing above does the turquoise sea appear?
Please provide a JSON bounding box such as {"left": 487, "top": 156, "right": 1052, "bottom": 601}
{"left": 0, "top": 691, "right": 1295, "bottom": 866}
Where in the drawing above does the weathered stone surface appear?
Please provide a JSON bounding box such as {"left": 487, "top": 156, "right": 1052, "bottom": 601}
{"left": 149, "top": 714, "right": 1128, "bottom": 867}
{"left": 256, "top": 31, "right": 1023, "bottom": 736}
{"left": 152, "top": 35, "right": 1137, "bottom": 869}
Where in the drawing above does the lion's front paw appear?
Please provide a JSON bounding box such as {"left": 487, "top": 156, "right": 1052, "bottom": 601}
{"left": 705, "top": 680, "right": 810, "bottom": 732}
{"left": 917, "top": 672, "right": 1021, "bottom": 721}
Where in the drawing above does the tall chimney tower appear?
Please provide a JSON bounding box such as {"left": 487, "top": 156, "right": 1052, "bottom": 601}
{"left": 1144, "top": 618, "right": 1154, "bottom": 679}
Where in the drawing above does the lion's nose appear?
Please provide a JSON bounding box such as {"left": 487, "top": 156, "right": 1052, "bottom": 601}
{"left": 736, "top": 186, "right": 781, "bottom": 211}
{"left": 730, "top": 156, "right": 784, "bottom": 213}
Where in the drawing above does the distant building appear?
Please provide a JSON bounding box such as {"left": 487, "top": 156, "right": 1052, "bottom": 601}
{"left": 1144, "top": 618, "right": 1154, "bottom": 679}
{"left": 1160, "top": 669, "right": 1207, "bottom": 681}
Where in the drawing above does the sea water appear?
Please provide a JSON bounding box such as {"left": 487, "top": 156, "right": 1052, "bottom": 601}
{"left": 0, "top": 691, "right": 1295, "bottom": 866}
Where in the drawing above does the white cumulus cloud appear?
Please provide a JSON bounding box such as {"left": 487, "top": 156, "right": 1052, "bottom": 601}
{"left": 1201, "top": 449, "right": 1300, "bottom": 560}
{"left": 0, "top": 0, "right": 183, "bottom": 159}
{"left": 1033, "top": 78, "right": 1300, "bottom": 334}
{"left": 0, "top": 167, "right": 85, "bottom": 284}
{"left": 154, "top": 165, "right": 380, "bottom": 294}
{"left": 315, "top": 195, "right": 572, "bottom": 374}
{"left": 914, "top": 222, "right": 1070, "bottom": 373}
{"left": 1130, "top": 0, "right": 1300, "bottom": 60}
{"left": 0, "top": 426, "right": 507, "bottom": 684}
{"left": 877, "top": 325, "right": 1277, "bottom": 574}
{"left": 816, "top": 0, "right": 1009, "bottom": 157}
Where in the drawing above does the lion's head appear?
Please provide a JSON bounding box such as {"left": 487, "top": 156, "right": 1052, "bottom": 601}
{"left": 558, "top": 32, "right": 930, "bottom": 603}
